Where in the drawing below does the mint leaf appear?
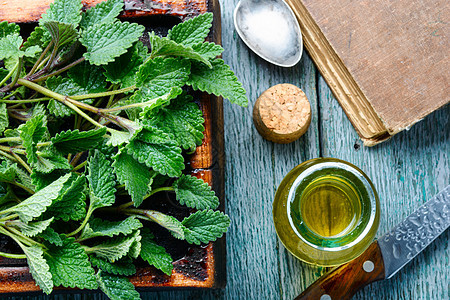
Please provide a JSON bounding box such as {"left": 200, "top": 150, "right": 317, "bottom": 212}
{"left": 128, "top": 233, "right": 141, "bottom": 259}
{"left": 30, "top": 169, "right": 68, "bottom": 191}
{"left": 144, "top": 93, "right": 204, "bottom": 150}
{"left": 90, "top": 255, "right": 136, "bottom": 276}
{"left": 0, "top": 34, "right": 23, "bottom": 60}
{"left": 140, "top": 228, "right": 173, "bottom": 275}
{"left": 97, "top": 271, "right": 141, "bottom": 300}
{"left": 15, "top": 166, "right": 35, "bottom": 192}
{"left": 87, "top": 150, "right": 116, "bottom": 210}
{"left": 46, "top": 76, "right": 94, "bottom": 117}
{"left": 40, "top": 0, "right": 82, "bottom": 26}
{"left": 23, "top": 245, "right": 53, "bottom": 294}
{"left": 80, "top": 0, "right": 124, "bottom": 30}
{"left": 45, "top": 235, "right": 98, "bottom": 289}
{"left": 79, "top": 217, "right": 143, "bottom": 240}
{"left": 0, "top": 21, "right": 20, "bottom": 39}
{"left": 113, "top": 151, "right": 155, "bottom": 207}
{"left": 68, "top": 61, "right": 108, "bottom": 93}
{"left": 173, "top": 175, "right": 218, "bottom": 210}
{"left": 43, "top": 21, "right": 78, "bottom": 49}
{"left": 145, "top": 210, "right": 185, "bottom": 240}
{"left": 19, "top": 114, "right": 47, "bottom": 165}
{"left": 192, "top": 41, "right": 224, "bottom": 60}
{"left": 187, "top": 59, "right": 248, "bottom": 107}
{"left": 15, "top": 217, "right": 53, "bottom": 237}
{"left": 138, "top": 87, "right": 183, "bottom": 118}
{"left": 40, "top": 227, "right": 63, "bottom": 246}
{"left": 88, "top": 231, "right": 139, "bottom": 262}
{"left": 8, "top": 173, "right": 71, "bottom": 223}
{"left": 131, "top": 57, "right": 190, "bottom": 104}
{"left": 0, "top": 104, "right": 9, "bottom": 134}
{"left": 103, "top": 43, "right": 142, "bottom": 88}
{"left": 167, "top": 13, "right": 213, "bottom": 47}
{"left": 125, "top": 126, "right": 184, "bottom": 177}
{"left": 32, "top": 150, "right": 72, "bottom": 174}
{"left": 45, "top": 173, "right": 86, "bottom": 221}
{"left": 51, "top": 128, "right": 107, "bottom": 155}
{"left": 81, "top": 21, "right": 145, "bottom": 65}
{"left": 107, "top": 129, "right": 132, "bottom": 147}
{"left": 149, "top": 32, "right": 211, "bottom": 67}
{"left": 22, "top": 26, "right": 49, "bottom": 51}
{"left": 182, "top": 210, "right": 230, "bottom": 245}
{"left": 0, "top": 160, "right": 15, "bottom": 183}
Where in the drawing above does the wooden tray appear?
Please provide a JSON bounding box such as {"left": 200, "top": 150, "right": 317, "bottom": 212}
{"left": 0, "top": 0, "right": 226, "bottom": 294}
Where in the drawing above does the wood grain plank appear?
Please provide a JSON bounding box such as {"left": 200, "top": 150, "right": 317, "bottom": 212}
{"left": 317, "top": 76, "right": 449, "bottom": 300}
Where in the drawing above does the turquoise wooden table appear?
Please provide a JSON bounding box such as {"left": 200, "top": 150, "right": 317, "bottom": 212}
{"left": 9, "top": 0, "right": 449, "bottom": 299}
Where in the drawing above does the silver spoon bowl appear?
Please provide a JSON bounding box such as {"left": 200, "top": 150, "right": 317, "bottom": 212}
{"left": 234, "top": 0, "right": 302, "bottom": 67}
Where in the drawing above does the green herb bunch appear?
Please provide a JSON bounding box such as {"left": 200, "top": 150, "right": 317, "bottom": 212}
{"left": 0, "top": 0, "right": 247, "bottom": 297}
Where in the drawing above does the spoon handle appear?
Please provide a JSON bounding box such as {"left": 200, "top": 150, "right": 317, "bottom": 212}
{"left": 294, "top": 242, "right": 385, "bottom": 300}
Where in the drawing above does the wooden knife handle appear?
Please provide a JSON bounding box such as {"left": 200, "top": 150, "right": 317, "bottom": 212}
{"left": 295, "top": 242, "right": 386, "bottom": 300}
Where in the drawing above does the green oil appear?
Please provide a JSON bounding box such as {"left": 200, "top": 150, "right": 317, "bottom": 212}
{"left": 297, "top": 175, "right": 361, "bottom": 238}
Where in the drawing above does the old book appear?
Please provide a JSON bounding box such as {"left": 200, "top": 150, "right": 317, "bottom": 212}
{"left": 284, "top": 0, "right": 449, "bottom": 145}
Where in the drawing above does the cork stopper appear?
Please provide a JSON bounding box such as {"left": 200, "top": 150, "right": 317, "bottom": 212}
{"left": 253, "top": 83, "right": 311, "bottom": 144}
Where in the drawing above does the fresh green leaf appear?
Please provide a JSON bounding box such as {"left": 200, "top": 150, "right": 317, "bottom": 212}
{"left": 45, "top": 235, "right": 98, "bottom": 289}
{"left": 137, "top": 87, "right": 183, "bottom": 117}
{"left": 68, "top": 61, "right": 108, "bottom": 93}
{"left": 96, "top": 271, "right": 141, "bottom": 300}
{"left": 0, "top": 21, "right": 20, "bottom": 39}
{"left": 144, "top": 92, "right": 204, "bottom": 150}
{"left": 14, "top": 166, "right": 36, "bottom": 192}
{"left": 40, "top": 0, "right": 83, "bottom": 26}
{"left": 32, "top": 150, "right": 72, "bottom": 174}
{"left": 46, "top": 76, "right": 94, "bottom": 117}
{"left": 103, "top": 43, "right": 142, "bottom": 88}
{"left": 113, "top": 151, "right": 155, "bottom": 207}
{"left": 40, "top": 227, "right": 63, "bottom": 246}
{"left": 0, "top": 160, "right": 16, "bottom": 183}
{"left": 167, "top": 13, "right": 213, "bottom": 47}
{"left": 79, "top": 216, "right": 143, "bottom": 240}
{"left": 0, "top": 67, "right": 8, "bottom": 82}
{"left": 23, "top": 245, "right": 53, "bottom": 294}
{"left": 149, "top": 32, "right": 211, "bottom": 67}
{"left": 43, "top": 21, "right": 78, "bottom": 49}
{"left": 140, "top": 228, "right": 173, "bottom": 275}
{"left": 30, "top": 169, "right": 68, "bottom": 191}
{"left": 45, "top": 173, "right": 86, "bottom": 221}
{"left": 87, "top": 231, "right": 139, "bottom": 262}
{"left": 144, "top": 210, "right": 185, "bottom": 240}
{"left": 87, "top": 150, "right": 116, "bottom": 210}
{"left": 125, "top": 126, "right": 184, "bottom": 177}
{"left": 19, "top": 114, "right": 47, "bottom": 166}
{"left": 187, "top": 59, "right": 248, "bottom": 106}
{"left": 15, "top": 217, "right": 53, "bottom": 237}
{"left": 192, "top": 41, "right": 224, "bottom": 60}
{"left": 173, "top": 174, "right": 219, "bottom": 210}
{"left": 81, "top": 21, "right": 145, "bottom": 65}
{"left": 182, "top": 209, "right": 230, "bottom": 245}
{"left": 7, "top": 173, "right": 71, "bottom": 223}
{"left": 130, "top": 57, "right": 190, "bottom": 104}
{"left": 80, "top": 0, "right": 124, "bottom": 29}
{"left": 90, "top": 255, "right": 136, "bottom": 276}
{"left": 1, "top": 103, "right": 10, "bottom": 134}
{"left": 0, "top": 34, "right": 22, "bottom": 60}
{"left": 107, "top": 129, "right": 132, "bottom": 147}
{"left": 51, "top": 128, "right": 107, "bottom": 155}
{"left": 128, "top": 233, "right": 141, "bottom": 259}
{"left": 22, "top": 26, "right": 49, "bottom": 51}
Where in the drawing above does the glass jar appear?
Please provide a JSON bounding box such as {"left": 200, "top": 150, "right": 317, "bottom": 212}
{"left": 273, "top": 158, "right": 380, "bottom": 266}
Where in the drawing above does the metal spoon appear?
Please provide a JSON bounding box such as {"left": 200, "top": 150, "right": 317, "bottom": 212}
{"left": 233, "top": 0, "right": 302, "bottom": 67}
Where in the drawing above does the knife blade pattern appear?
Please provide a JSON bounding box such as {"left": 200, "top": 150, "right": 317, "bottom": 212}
{"left": 378, "top": 185, "right": 450, "bottom": 279}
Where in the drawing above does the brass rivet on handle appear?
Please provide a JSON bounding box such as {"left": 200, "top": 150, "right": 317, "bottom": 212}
{"left": 253, "top": 83, "right": 311, "bottom": 144}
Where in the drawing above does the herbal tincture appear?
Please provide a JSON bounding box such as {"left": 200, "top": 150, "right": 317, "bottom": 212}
{"left": 273, "top": 158, "right": 380, "bottom": 266}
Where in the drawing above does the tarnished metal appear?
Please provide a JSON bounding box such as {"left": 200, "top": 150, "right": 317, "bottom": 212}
{"left": 378, "top": 186, "right": 450, "bottom": 279}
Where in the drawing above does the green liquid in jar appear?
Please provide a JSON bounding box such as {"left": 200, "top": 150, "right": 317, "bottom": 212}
{"left": 297, "top": 176, "right": 361, "bottom": 238}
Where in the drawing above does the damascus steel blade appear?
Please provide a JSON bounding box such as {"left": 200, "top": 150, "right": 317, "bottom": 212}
{"left": 378, "top": 185, "right": 450, "bottom": 279}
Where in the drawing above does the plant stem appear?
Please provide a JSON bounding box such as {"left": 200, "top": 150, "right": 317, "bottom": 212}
{"left": 0, "top": 145, "right": 26, "bottom": 155}
{"left": 10, "top": 152, "right": 32, "bottom": 174}
{"left": 27, "top": 41, "right": 53, "bottom": 77}
{"left": 0, "top": 97, "right": 50, "bottom": 104}
{"left": 0, "top": 137, "right": 21, "bottom": 144}
{"left": 70, "top": 85, "right": 136, "bottom": 100}
{"left": 0, "top": 149, "right": 16, "bottom": 161}
{"left": 34, "top": 57, "right": 86, "bottom": 82}
{"left": 8, "top": 57, "right": 23, "bottom": 89}
{"left": 67, "top": 205, "right": 94, "bottom": 237}
{"left": 72, "top": 160, "right": 87, "bottom": 172}
{"left": 0, "top": 214, "right": 19, "bottom": 222}
{"left": 5, "top": 226, "right": 43, "bottom": 248}
{"left": 119, "top": 187, "right": 175, "bottom": 210}
{"left": 0, "top": 251, "right": 26, "bottom": 259}
{"left": 0, "top": 62, "right": 19, "bottom": 87}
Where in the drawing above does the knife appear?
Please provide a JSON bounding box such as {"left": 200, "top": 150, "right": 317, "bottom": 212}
{"left": 295, "top": 185, "right": 450, "bottom": 300}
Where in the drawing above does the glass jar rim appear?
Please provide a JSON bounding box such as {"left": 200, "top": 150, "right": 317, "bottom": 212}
{"left": 286, "top": 159, "right": 379, "bottom": 252}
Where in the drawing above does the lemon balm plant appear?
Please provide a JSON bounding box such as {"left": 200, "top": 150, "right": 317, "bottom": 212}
{"left": 0, "top": 0, "right": 247, "bottom": 297}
